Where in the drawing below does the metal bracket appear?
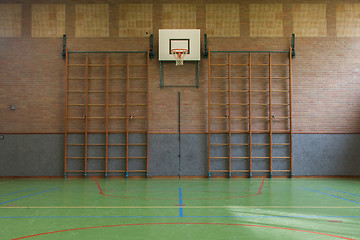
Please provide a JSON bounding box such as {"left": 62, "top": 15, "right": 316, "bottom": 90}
{"left": 149, "top": 34, "right": 155, "bottom": 59}
{"left": 291, "top": 34, "right": 296, "bottom": 59}
{"left": 62, "top": 34, "right": 66, "bottom": 59}
{"left": 203, "top": 34, "right": 208, "bottom": 59}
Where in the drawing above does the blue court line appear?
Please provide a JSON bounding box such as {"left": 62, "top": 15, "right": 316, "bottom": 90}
{"left": 1, "top": 215, "right": 360, "bottom": 219}
{"left": 0, "top": 188, "right": 59, "bottom": 205}
{"left": 179, "top": 187, "right": 183, "bottom": 217}
{"left": 0, "top": 188, "right": 37, "bottom": 198}
{"left": 324, "top": 188, "right": 360, "bottom": 197}
{"left": 302, "top": 187, "right": 360, "bottom": 205}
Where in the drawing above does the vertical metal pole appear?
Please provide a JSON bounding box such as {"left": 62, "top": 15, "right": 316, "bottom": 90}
{"left": 105, "top": 55, "right": 109, "bottom": 178}
{"left": 269, "top": 53, "right": 273, "bottom": 178}
{"left": 160, "top": 62, "right": 164, "bottom": 88}
{"left": 64, "top": 49, "right": 69, "bottom": 178}
{"left": 178, "top": 91, "right": 181, "bottom": 179}
{"left": 126, "top": 54, "right": 129, "bottom": 178}
{"left": 146, "top": 51, "right": 150, "bottom": 178}
{"left": 228, "top": 53, "right": 232, "bottom": 178}
{"left": 85, "top": 54, "right": 89, "bottom": 178}
{"left": 289, "top": 48, "right": 293, "bottom": 178}
{"left": 195, "top": 61, "right": 200, "bottom": 88}
{"left": 207, "top": 49, "right": 211, "bottom": 178}
{"left": 248, "top": 53, "right": 252, "bottom": 178}
{"left": 62, "top": 34, "right": 66, "bottom": 59}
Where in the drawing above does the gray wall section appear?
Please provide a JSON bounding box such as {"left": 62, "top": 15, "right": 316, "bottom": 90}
{"left": 293, "top": 134, "right": 360, "bottom": 176}
{"left": 149, "top": 134, "right": 208, "bottom": 176}
{"left": 0, "top": 134, "right": 64, "bottom": 176}
{"left": 0, "top": 133, "right": 360, "bottom": 177}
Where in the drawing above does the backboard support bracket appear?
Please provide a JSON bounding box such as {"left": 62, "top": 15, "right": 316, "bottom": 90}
{"left": 149, "top": 34, "right": 155, "bottom": 59}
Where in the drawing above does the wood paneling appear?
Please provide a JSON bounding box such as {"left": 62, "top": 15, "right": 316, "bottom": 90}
{"left": 250, "top": 4, "right": 283, "bottom": 37}
{"left": 75, "top": 4, "right": 109, "bottom": 37}
{"left": 337, "top": 4, "right": 360, "bottom": 37}
{"left": 293, "top": 4, "right": 327, "bottom": 37}
{"left": 0, "top": 4, "right": 21, "bottom": 37}
{"left": 32, "top": 4, "right": 65, "bottom": 37}
{"left": 162, "top": 4, "right": 196, "bottom": 29}
{"left": 119, "top": 4, "right": 152, "bottom": 37}
{"left": 206, "top": 4, "right": 240, "bottom": 37}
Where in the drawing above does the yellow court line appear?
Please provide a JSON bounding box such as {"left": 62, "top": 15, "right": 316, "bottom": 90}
{"left": 0, "top": 182, "right": 12, "bottom": 184}
{"left": 2, "top": 206, "right": 360, "bottom": 209}
{"left": 92, "top": 180, "right": 360, "bottom": 183}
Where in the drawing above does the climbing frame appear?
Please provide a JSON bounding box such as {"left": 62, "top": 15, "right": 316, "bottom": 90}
{"left": 64, "top": 50, "right": 149, "bottom": 178}
{"left": 208, "top": 49, "right": 293, "bottom": 178}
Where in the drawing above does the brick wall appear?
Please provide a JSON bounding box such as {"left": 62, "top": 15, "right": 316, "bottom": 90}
{"left": 1, "top": 0, "right": 360, "bottom": 134}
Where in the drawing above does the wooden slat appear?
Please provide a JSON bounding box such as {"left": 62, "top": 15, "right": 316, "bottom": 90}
{"left": 228, "top": 53, "right": 232, "bottom": 175}
{"left": 64, "top": 49, "right": 69, "bottom": 175}
{"left": 269, "top": 52, "right": 273, "bottom": 175}
{"left": 105, "top": 55, "right": 109, "bottom": 175}
{"left": 208, "top": 49, "right": 211, "bottom": 176}
{"left": 289, "top": 48, "right": 293, "bottom": 175}
{"left": 249, "top": 53, "right": 252, "bottom": 174}
{"left": 85, "top": 54, "right": 89, "bottom": 174}
{"left": 126, "top": 54, "right": 129, "bottom": 176}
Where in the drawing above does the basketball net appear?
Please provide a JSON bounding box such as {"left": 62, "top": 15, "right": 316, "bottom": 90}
{"left": 171, "top": 49, "right": 188, "bottom": 66}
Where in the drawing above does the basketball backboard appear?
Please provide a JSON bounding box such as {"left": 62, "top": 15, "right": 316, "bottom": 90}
{"left": 158, "top": 29, "right": 201, "bottom": 61}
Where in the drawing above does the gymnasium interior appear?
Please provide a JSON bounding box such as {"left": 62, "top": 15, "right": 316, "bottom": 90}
{"left": 0, "top": 1, "right": 360, "bottom": 239}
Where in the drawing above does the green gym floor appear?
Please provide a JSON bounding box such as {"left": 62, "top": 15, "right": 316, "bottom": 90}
{"left": 0, "top": 178, "right": 359, "bottom": 239}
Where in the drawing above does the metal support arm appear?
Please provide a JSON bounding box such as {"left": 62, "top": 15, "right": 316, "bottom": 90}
{"left": 62, "top": 34, "right": 66, "bottom": 59}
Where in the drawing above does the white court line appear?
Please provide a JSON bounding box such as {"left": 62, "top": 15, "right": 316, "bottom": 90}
{"left": 1, "top": 206, "right": 360, "bottom": 209}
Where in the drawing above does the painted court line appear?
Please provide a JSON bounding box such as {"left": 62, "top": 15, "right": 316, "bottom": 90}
{"left": 0, "top": 188, "right": 59, "bottom": 205}
{"left": 2, "top": 215, "right": 360, "bottom": 219}
{"left": 0, "top": 182, "right": 12, "bottom": 184}
{"left": 94, "top": 177, "right": 266, "bottom": 200}
{"left": 324, "top": 188, "right": 360, "bottom": 197}
{"left": 0, "top": 188, "right": 37, "bottom": 198}
{"left": 11, "top": 223, "right": 355, "bottom": 240}
{"left": 178, "top": 187, "right": 183, "bottom": 217}
{"left": 2, "top": 205, "right": 360, "bottom": 209}
{"left": 303, "top": 188, "right": 360, "bottom": 205}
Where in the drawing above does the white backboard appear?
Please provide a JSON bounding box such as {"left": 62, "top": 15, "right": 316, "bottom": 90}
{"left": 159, "top": 29, "right": 201, "bottom": 61}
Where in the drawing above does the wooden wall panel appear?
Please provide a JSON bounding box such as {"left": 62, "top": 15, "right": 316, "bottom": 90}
{"left": 162, "top": 4, "right": 196, "bottom": 29}
{"left": 206, "top": 4, "right": 240, "bottom": 37}
{"left": 249, "top": 4, "right": 283, "bottom": 37}
{"left": 32, "top": 4, "right": 65, "bottom": 37}
{"left": 337, "top": 4, "right": 360, "bottom": 37}
{"left": 75, "top": 4, "right": 109, "bottom": 37}
{"left": 0, "top": 4, "right": 22, "bottom": 37}
{"left": 293, "top": 4, "right": 327, "bottom": 37}
{"left": 119, "top": 4, "right": 152, "bottom": 37}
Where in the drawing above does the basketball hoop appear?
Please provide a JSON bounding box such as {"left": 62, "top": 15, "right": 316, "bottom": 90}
{"left": 171, "top": 49, "right": 188, "bottom": 66}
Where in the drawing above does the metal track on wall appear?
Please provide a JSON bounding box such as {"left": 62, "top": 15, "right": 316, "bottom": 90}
{"left": 64, "top": 50, "right": 149, "bottom": 178}
{"left": 207, "top": 48, "right": 293, "bottom": 178}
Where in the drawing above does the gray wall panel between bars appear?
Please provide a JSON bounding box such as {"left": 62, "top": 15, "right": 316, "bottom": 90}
{"left": 1, "top": 134, "right": 360, "bottom": 177}
{"left": 292, "top": 134, "right": 360, "bottom": 176}
{"left": 0, "top": 134, "right": 64, "bottom": 176}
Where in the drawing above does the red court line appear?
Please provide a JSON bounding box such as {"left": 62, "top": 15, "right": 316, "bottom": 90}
{"left": 94, "top": 178, "right": 266, "bottom": 200}
{"left": 12, "top": 222, "right": 354, "bottom": 240}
